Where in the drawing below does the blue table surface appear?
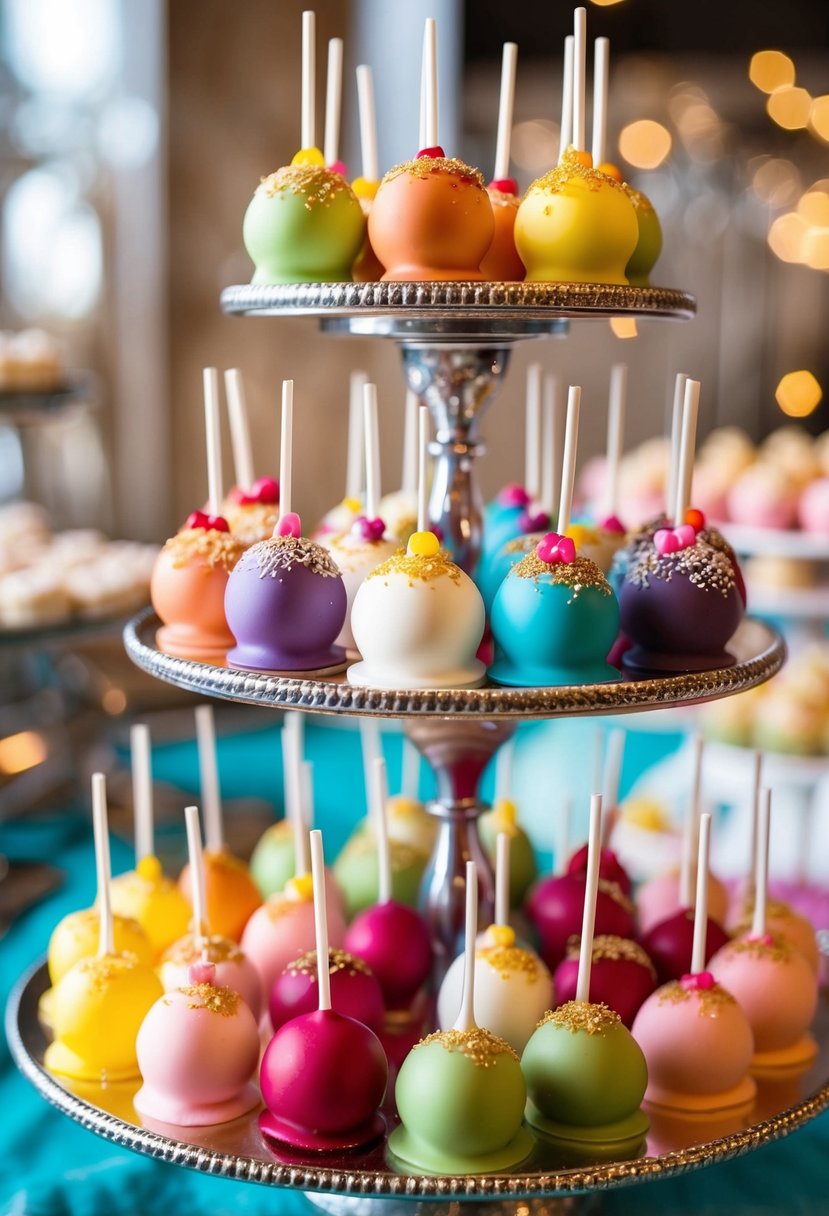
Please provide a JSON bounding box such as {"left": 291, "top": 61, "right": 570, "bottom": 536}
{"left": 2, "top": 716, "right": 828, "bottom": 1215}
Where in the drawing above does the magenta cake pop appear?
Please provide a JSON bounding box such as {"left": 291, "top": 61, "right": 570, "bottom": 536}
{"left": 641, "top": 908, "right": 730, "bottom": 985}
{"left": 554, "top": 935, "right": 656, "bottom": 1029}
{"left": 525, "top": 868, "right": 635, "bottom": 972}
{"left": 259, "top": 829, "right": 388, "bottom": 1152}
{"left": 269, "top": 947, "right": 385, "bottom": 1034}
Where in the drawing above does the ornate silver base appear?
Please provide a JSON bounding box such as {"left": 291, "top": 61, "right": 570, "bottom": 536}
{"left": 305, "top": 1195, "right": 595, "bottom": 1216}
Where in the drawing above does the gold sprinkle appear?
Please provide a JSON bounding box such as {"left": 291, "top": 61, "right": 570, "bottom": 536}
{"left": 258, "top": 164, "right": 359, "bottom": 210}
{"left": 598, "top": 877, "right": 635, "bottom": 915}
{"left": 511, "top": 552, "right": 612, "bottom": 598}
{"left": 286, "top": 948, "right": 372, "bottom": 979}
{"left": 477, "top": 943, "right": 543, "bottom": 982}
{"left": 624, "top": 185, "right": 656, "bottom": 215}
{"left": 76, "top": 952, "right": 140, "bottom": 991}
{"left": 627, "top": 538, "right": 737, "bottom": 597}
{"left": 414, "top": 1026, "right": 519, "bottom": 1066}
{"left": 381, "top": 156, "right": 486, "bottom": 191}
{"left": 340, "top": 832, "right": 424, "bottom": 871}
{"left": 163, "top": 528, "right": 244, "bottom": 574}
{"left": 179, "top": 982, "right": 240, "bottom": 1017}
{"left": 538, "top": 1000, "right": 620, "bottom": 1035}
{"left": 243, "top": 534, "right": 342, "bottom": 580}
{"left": 366, "top": 547, "right": 462, "bottom": 587}
{"left": 564, "top": 934, "right": 656, "bottom": 978}
{"left": 162, "top": 934, "right": 244, "bottom": 965}
{"left": 504, "top": 532, "right": 544, "bottom": 556}
{"left": 658, "top": 980, "right": 737, "bottom": 1014}
{"left": 487, "top": 187, "right": 520, "bottom": 206}
{"left": 528, "top": 147, "right": 629, "bottom": 197}
{"left": 326, "top": 533, "right": 399, "bottom": 571}
{"left": 226, "top": 503, "right": 280, "bottom": 547}
{"left": 726, "top": 933, "right": 793, "bottom": 965}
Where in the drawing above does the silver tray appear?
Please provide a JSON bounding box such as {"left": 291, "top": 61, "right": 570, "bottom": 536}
{"left": 8, "top": 961, "right": 829, "bottom": 1203}
{"left": 123, "top": 608, "right": 785, "bottom": 721}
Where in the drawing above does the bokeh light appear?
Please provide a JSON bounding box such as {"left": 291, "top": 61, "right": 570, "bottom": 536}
{"left": 751, "top": 158, "right": 801, "bottom": 208}
{"left": 609, "top": 318, "right": 638, "bottom": 339}
{"left": 749, "top": 50, "right": 796, "bottom": 94}
{"left": 767, "top": 86, "right": 812, "bottom": 131}
{"left": 511, "top": 119, "right": 559, "bottom": 172}
{"left": 618, "top": 120, "right": 672, "bottom": 169}
{"left": 775, "top": 371, "right": 823, "bottom": 418}
{"left": 810, "top": 95, "right": 829, "bottom": 143}
{"left": 767, "top": 211, "right": 809, "bottom": 262}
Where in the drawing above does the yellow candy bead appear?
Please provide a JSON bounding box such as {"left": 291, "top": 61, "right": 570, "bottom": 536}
{"left": 622, "top": 796, "right": 669, "bottom": 832}
{"left": 570, "top": 148, "right": 594, "bottom": 169}
{"left": 286, "top": 872, "right": 314, "bottom": 902}
{"left": 352, "top": 176, "right": 379, "bottom": 202}
{"left": 485, "top": 923, "right": 517, "bottom": 949}
{"left": 490, "top": 798, "right": 518, "bottom": 833}
{"left": 342, "top": 496, "right": 363, "bottom": 514}
{"left": 597, "top": 161, "right": 624, "bottom": 183}
{"left": 136, "top": 855, "right": 162, "bottom": 882}
{"left": 565, "top": 523, "right": 597, "bottom": 550}
{"left": 291, "top": 146, "right": 325, "bottom": 167}
{"left": 407, "top": 531, "right": 440, "bottom": 558}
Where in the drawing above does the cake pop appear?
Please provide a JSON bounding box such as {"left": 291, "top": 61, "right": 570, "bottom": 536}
{"left": 522, "top": 794, "right": 649, "bottom": 1155}
{"left": 314, "top": 370, "right": 366, "bottom": 540}
{"left": 368, "top": 19, "right": 494, "bottom": 281}
{"left": 480, "top": 42, "right": 525, "bottom": 281}
{"left": 109, "top": 724, "right": 191, "bottom": 958}
{"left": 177, "top": 706, "right": 262, "bottom": 942}
{"left": 390, "top": 860, "right": 531, "bottom": 1173}
{"left": 250, "top": 714, "right": 312, "bottom": 900}
{"left": 709, "top": 789, "right": 818, "bottom": 1070}
{"left": 250, "top": 818, "right": 295, "bottom": 901}
{"left": 222, "top": 368, "right": 280, "bottom": 546}
{"left": 378, "top": 390, "right": 420, "bottom": 547}
{"left": 242, "top": 12, "right": 364, "bottom": 284}
{"left": 351, "top": 63, "right": 384, "bottom": 282}
{"left": 269, "top": 948, "right": 385, "bottom": 1035}
{"left": 632, "top": 813, "right": 757, "bottom": 1113}
{"left": 344, "top": 757, "right": 433, "bottom": 1013}
{"left": 45, "top": 774, "right": 163, "bottom": 1083}
{"left": 348, "top": 406, "right": 486, "bottom": 689}
{"left": 554, "top": 935, "right": 656, "bottom": 1028}
{"left": 478, "top": 741, "right": 537, "bottom": 905}
{"left": 224, "top": 380, "right": 348, "bottom": 674}
{"left": 259, "top": 829, "right": 388, "bottom": 1152}
{"left": 151, "top": 368, "right": 244, "bottom": 661}
{"left": 438, "top": 832, "right": 552, "bottom": 1052}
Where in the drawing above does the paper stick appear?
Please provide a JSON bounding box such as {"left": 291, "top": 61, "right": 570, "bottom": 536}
{"left": 575, "top": 793, "right": 603, "bottom": 1003}
{"left": 680, "top": 735, "right": 704, "bottom": 908}
{"left": 602, "top": 728, "right": 625, "bottom": 818}
{"left": 674, "top": 377, "right": 700, "bottom": 528}
{"left": 690, "top": 812, "right": 712, "bottom": 974}
{"left": 346, "top": 370, "right": 367, "bottom": 502}
{"left": 541, "top": 374, "right": 563, "bottom": 517}
{"left": 605, "top": 364, "right": 627, "bottom": 518}
{"left": 419, "top": 42, "right": 427, "bottom": 149}
{"left": 363, "top": 382, "right": 381, "bottom": 521}
{"left": 747, "top": 751, "right": 762, "bottom": 898}
{"left": 752, "top": 789, "right": 771, "bottom": 939}
{"left": 666, "top": 372, "right": 687, "bottom": 519}
{"left": 309, "top": 829, "right": 331, "bottom": 1011}
{"left": 572, "top": 8, "right": 587, "bottom": 154}
{"left": 195, "top": 705, "right": 223, "bottom": 853}
{"left": 402, "top": 389, "right": 419, "bottom": 498}
{"left": 417, "top": 405, "right": 430, "bottom": 534}
{"left": 422, "top": 18, "right": 438, "bottom": 149}
{"left": 555, "top": 796, "right": 572, "bottom": 876}
{"left": 494, "top": 42, "right": 518, "bottom": 181}
{"left": 92, "top": 772, "right": 114, "bottom": 957}
{"left": 525, "top": 363, "right": 542, "bottom": 502}
{"left": 323, "top": 37, "right": 343, "bottom": 167}
{"left": 356, "top": 64, "right": 379, "bottom": 182}
{"left": 559, "top": 35, "right": 574, "bottom": 161}
{"left": 184, "top": 804, "right": 208, "bottom": 949}
{"left": 224, "top": 368, "right": 255, "bottom": 492}
{"left": 372, "top": 757, "right": 392, "bottom": 905}
{"left": 495, "top": 832, "right": 510, "bottom": 928}
{"left": 557, "top": 385, "right": 581, "bottom": 536}
{"left": 591, "top": 727, "right": 604, "bottom": 802}
{"left": 494, "top": 738, "right": 514, "bottom": 805}
{"left": 453, "top": 860, "right": 479, "bottom": 1032}
{"left": 591, "top": 37, "right": 609, "bottom": 168}
{"left": 301, "top": 10, "right": 315, "bottom": 150}
{"left": 301, "top": 760, "right": 315, "bottom": 831}
{"left": 279, "top": 379, "right": 294, "bottom": 523}
{"left": 360, "top": 718, "right": 382, "bottom": 816}
{"left": 203, "top": 367, "right": 223, "bottom": 517}
{"left": 282, "top": 718, "right": 308, "bottom": 876}
{"left": 131, "top": 724, "right": 154, "bottom": 862}
{"left": 401, "top": 736, "right": 420, "bottom": 801}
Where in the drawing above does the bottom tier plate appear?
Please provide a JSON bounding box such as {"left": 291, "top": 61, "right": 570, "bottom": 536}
{"left": 7, "top": 962, "right": 829, "bottom": 1202}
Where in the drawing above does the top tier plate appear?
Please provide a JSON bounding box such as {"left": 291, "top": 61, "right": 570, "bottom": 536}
{"left": 220, "top": 281, "right": 696, "bottom": 341}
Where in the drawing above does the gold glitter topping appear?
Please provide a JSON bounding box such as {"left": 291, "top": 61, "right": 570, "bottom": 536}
{"left": 512, "top": 552, "right": 612, "bottom": 599}
{"left": 163, "top": 528, "right": 244, "bottom": 573}
{"left": 246, "top": 535, "right": 341, "bottom": 580}
{"left": 539, "top": 1000, "right": 620, "bottom": 1035}
{"left": 529, "top": 147, "right": 628, "bottom": 197}
{"left": 381, "top": 156, "right": 486, "bottom": 191}
{"left": 177, "top": 982, "right": 240, "bottom": 1017}
{"left": 727, "top": 932, "right": 793, "bottom": 964}
{"left": 76, "top": 951, "right": 140, "bottom": 990}
{"left": 625, "top": 185, "right": 655, "bottom": 214}
{"left": 658, "top": 980, "right": 736, "bottom": 1014}
{"left": 598, "top": 878, "right": 635, "bottom": 915}
{"left": 226, "top": 503, "right": 280, "bottom": 547}
{"left": 487, "top": 187, "right": 520, "bottom": 206}
{"left": 477, "top": 942, "right": 543, "bottom": 982}
{"left": 366, "top": 547, "right": 461, "bottom": 587}
{"left": 162, "top": 934, "right": 243, "bottom": 965}
{"left": 414, "top": 1026, "right": 519, "bottom": 1065}
{"left": 564, "top": 934, "right": 656, "bottom": 977}
{"left": 733, "top": 899, "right": 798, "bottom": 937}
{"left": 627, "top": 538, "right": 737, "bottom": 597}
{"left": 326, "top": 532, "right": 399, "bottom": 571}
{"left": 287, "top": 948, "right": 372, "bottom": 979}
{"left": 343, "top": 833, "right": 423, "bottom": 871}
{"left": 258, "top": 164, "right": 358, "bottom": 209}
{"left": 504, "top": 532, "right": 543, "bottom": 556}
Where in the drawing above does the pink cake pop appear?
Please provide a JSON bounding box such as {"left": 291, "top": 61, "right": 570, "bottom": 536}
{"left": 554, "top": 935, "right": 657, "bottom": 1029}
{"left": 632, "top": 813, "right": 756, "bottom": 1114}
{"left": 344, "top": 756, "right": 433, "bottom": 1013}
{"left": 259, "top": 828, "right": 388, "bottom": 1152}
{"left": 269, "top": 948, "right": 385, "bottom": 1035}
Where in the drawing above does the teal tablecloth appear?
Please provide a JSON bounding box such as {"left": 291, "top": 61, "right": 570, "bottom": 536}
{"left": 2, "top": 717, "right": 828, "bottom": 1215}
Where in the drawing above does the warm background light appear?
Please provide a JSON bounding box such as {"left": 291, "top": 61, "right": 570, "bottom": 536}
{"left": 749, "top": 50, "right": 796, "bottom": 94}
{"left": 751, "top": 157, "right": 801, "bottom": 207}
{"left": 618, "top": 119, "right": 672, "bottom": 169}
{"left": 511, "top": 119, "right": 559, "bottom": 172}
{"left": 810, "top": 95, "right": 829, "bottom": 142}
{"left": 589, "top": 0, "right": 626, "bottom": 6}
{"left": 767, "top": 86, "right": 812, "bottom": 130}
{"left": 0, "top": 731, "right": 47, "bottom": 775}
{"left": 767, "top": 212, "right": 809, "bottom": 262}
{"left": 609, "top": 318, "right": 638, "bottom": 339}
{"left": 797, "top": 190, "right": 829, "bottom": 227}
{"left": 775, "top": 370, "right": 823, "bottom": 418}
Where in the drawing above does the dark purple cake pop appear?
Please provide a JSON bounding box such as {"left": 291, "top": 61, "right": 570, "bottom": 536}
{"left": 524, "top": 872, "right": 636, "bottom": 971}
{"left": 553, "top": 934, "right": 657, "bottom": 1027}
{"left": 641, "top": 907, "right": 731, "bottom": 985}
{"left": 269, "top": 948, "right": 385, "bottom": 1034}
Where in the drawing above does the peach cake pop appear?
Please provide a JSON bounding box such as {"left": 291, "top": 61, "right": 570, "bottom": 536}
{"left": 151, "top": 368, "right": 243, "bottom": 661}
{"left": 259, "top": 829, "right": 388, "bottom": 1152}
{"left": 522, "top": 795, "right": 649, "bottom": 1156}
{"left": 242, "top": 11, "right": 364, "bottom": 285}
{"left": 224, "top": 380, "right": 348, "bottom": 674}
{"left": 633, "top": 813, "right": 757, "bottom": 1114}
{"left": 390, "top": 860, "right": 532, "bottom": 1174}
{"left": 222, "top": 368, "right": 280, "bottom": 546}
{"left": 438, "top": 832, "right": 552, "bottom": 1052}
{"left": 480, "top": 41, "right": 525, "bottom": 282}
{"left": 46, "top": 774, "right": 163, "bottom": 1083}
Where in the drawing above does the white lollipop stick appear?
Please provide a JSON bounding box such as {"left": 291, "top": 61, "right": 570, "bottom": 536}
{"left": 372, "top": 756, "right": 392, "bottom": 905}
{"left": 601, "top": 728, "right": 625, "bottom": 821}
{"left": 453, "top": 860, "right": 479, "bottom": 1032}
{"left": 278, "top": 379, "right": 294, "bottom": 526}
{"left": 666, "top": 372, "right": 688, "bottom": 519}
{"left": 309, "top": 829, "right": 331, "bottom": 1011}
{"left": 591, "top": 727, "right": 604, "bottom": 803}
{"left": 324, "top": 37, "right": 343, "bottom": 166}
{"left": 690, "top": 812, "right": 712, "bottom": 974}
{"left": 541, "top": 374, "right": 559, "bottom": 518}
{"left": 495, "top": 832, "right": 511, "bottom": 928}
{"left": 401, "top": 736, "right": 420, "bottom": 801}
{"left": 282, "top": 718, "right": 308, "bottom": 876}
{"left": 680, "top": 735, "right": 704, "bottom": 909}
{"left": 417, "top": 405, "right": 430, "bottom": 534}
{"left": 747, "top": 751, "right": 762, "bottom": 897}
{"left": 346, "top": 370, "right": 367, "bottom": 502}
{"left": 422, "top": 18, "right": 438, "bottom": 149}
{"left": 184, "top": 804, "right": 209, "bottom": 950}
{"left": 363, "top": 382, "right": 381, "bottom": 521}
{"left": 591, "top": 37, "right": 609, "bottom": 168}
{"left": 555, "top": 796, "right": 572, "bottom": 876}
{"left": 559, "top": 35, "right": 574, "bottom": 161}
{"left": 572, "top": 8, "right": 587, "bottom": 154}
{"left": 674, "top": 378, "right": 701, "bottom": 528}
{"left": 419, "top": 44, "right": 427, "bottom": 150}
{"left": 92, "top": 772, "right": 114, "bottom": 957}
{"left": 360, "top": 718, "right": 382, "bottom": 816}
{"left": 575, "top": 793, "right": 603, "bottom": 1003}
{"left": 605, "top": 364, "right": 627, "bottom": 519}
{"left": 402, "top": 390, "right": 419, "bottom": 498}
{"left": 301, "top": 10, "right": 316, "bottom": 151}
{"left": 494, "top": 738, "right": 514, "bottom": 805}
{"left": 752, "top": 789, "right": 771, "bottom": 939}
{"left": 195, "top": 705, "right": 223, "bottom": 853}
{"left": 493, "top": 42, "right": 518, "bottom": 181}
{"left": 557, "top": 385, "right": 581, "bottom": 536}
{"left": 131, "top": 723, "right": 154, "bottom": 863}
{"left": 203, "top": 367, "right": 223, "bottom": 518}
{"left": 525, "top": 363, "right": 542, "bottom": 502}
{"left": 301, "top": 760, "right": 316, "bottom": 831}
{"left": 356, "top": 65, "right": 379, "bottom": 182}
{"left": 224, "top": 369, "right": 255, "bottom": 492}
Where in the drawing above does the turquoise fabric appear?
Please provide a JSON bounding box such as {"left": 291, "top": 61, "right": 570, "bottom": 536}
{"left": 2, "top": 716, "right": 828, "bottom": 1215}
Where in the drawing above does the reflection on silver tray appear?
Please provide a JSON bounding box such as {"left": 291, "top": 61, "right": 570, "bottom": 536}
{"left": 123, "top": 608, "right": 785, "bottom": 721}
{"left": 7, "top": 962, "right": 829, "bottom": 1201}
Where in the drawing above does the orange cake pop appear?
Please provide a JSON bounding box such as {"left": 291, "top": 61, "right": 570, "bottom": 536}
{"left": 480, "top": 42, "right": 525, "bottom": 282}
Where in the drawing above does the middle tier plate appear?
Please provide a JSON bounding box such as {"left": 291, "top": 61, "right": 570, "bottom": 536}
{"left": 124, "top": 609, "right": 784, "bottom": 721}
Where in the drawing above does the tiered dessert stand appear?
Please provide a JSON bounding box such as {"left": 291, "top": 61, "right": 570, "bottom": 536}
{"left": 10, "top": 283, "right": 822, "bottom": 1216}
